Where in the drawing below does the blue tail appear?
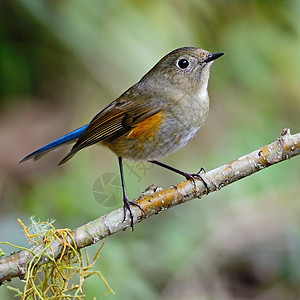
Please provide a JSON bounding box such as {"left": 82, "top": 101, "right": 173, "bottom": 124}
{"left": 19, "top": 124, "right": 89, "bottom": 163}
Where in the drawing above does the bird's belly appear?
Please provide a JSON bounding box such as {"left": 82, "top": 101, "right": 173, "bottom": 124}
{"left": 103, "top": 122, "right": 203, "bottom": 161}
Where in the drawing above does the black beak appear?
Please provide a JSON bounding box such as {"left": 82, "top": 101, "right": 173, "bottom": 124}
{"left": 204, "top": 52, "right": 224, "bottom": 63}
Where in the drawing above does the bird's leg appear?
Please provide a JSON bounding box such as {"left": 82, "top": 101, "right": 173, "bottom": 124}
{"left": 118, "top": 157, "right": 144, "bottom": 230}
{"left": 148, "top": 160, "right": 209, "bottom": 194}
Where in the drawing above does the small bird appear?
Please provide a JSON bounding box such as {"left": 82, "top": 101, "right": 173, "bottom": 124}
{"left": 20, "top": 47, "right": 224, "bottom": 228}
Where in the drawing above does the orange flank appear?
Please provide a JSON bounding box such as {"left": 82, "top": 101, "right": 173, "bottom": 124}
{"left": 127, "top": 111, "right": 165, "bottom": 139}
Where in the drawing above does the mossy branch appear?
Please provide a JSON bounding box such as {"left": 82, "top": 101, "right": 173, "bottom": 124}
{"left": 0, "top": 129, "right": 299, "bottom": 284}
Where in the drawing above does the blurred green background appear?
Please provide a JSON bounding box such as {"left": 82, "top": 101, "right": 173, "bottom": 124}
{"left": 1, "top": 0, "right": 300, "bottom": 299}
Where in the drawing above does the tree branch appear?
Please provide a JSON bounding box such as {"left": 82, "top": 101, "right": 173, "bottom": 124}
{"left": 1, "top": 129, "right": 299, "bottom": 284}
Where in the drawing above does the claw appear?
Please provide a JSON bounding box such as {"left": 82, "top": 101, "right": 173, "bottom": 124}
{"left": 198, "top": 166, "right": 206, "bottom": 174}
{"left": 122, "top": 197, "right": 144, "bottom": 230}
{"left": 184, "top": 171, "right": 209, "bottom": 195}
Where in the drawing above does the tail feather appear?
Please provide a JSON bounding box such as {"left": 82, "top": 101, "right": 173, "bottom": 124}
{"left": 58, "top": 149, "right": 78, "bottom": 165}
{"left": 19, "top": 124, "right": 89, "bottom": 163}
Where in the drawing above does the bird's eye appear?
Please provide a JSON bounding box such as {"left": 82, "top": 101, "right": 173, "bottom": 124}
{"left": 177, "top": 59, "right": 189, "bottom": 69}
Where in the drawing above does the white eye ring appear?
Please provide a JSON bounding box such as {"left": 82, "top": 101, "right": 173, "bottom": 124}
{"left": 177, "top": 58, "right": 189, "bottom": 69}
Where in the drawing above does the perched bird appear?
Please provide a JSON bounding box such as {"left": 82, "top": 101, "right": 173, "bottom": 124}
{"left": 20, "top": 47, "right": 224, "bottom": 228}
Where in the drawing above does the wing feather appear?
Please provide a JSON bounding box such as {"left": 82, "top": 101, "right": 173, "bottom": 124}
{"left": 58, "top": 99, "right": 162, "bottom": 165}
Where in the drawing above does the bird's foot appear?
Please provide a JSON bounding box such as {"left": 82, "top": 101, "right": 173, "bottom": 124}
{"left": 182, "top": 167, "right": 209, "bottom": 195}
{"left": 123, "top": 197, "right": 144, "bottom": 230}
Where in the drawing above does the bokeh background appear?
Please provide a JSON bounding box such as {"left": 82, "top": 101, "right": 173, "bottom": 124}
{"left": 1, "top": 0, "right": 300, "bottom": 299}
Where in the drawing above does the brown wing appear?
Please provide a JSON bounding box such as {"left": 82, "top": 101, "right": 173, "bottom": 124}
{"left": 58, "top": 99, "right": 162, "bottom": 165}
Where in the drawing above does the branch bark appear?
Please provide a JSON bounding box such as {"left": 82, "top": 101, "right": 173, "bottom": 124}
{"left": 1, "top": 129, "right": 299, "bottom": 284}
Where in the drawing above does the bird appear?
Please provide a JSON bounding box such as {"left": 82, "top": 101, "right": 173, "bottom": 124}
{"left": 20, "top": 47, "right": 224, "bottom": 228}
